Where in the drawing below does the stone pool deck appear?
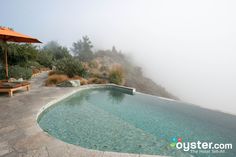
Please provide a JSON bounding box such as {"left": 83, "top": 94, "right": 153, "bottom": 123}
{"left": 0, "top": 72, "right": 165, "bottom": 157}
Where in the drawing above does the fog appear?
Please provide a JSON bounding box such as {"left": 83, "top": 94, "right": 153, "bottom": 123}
{"left": 1, "top": 0, "right": 236, "bottom": 114}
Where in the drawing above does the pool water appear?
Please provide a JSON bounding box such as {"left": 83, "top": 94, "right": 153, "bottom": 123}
{"left": 38, "top": 88, "right": 236, "bottom": 157}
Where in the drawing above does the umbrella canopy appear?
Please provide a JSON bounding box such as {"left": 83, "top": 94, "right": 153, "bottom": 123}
{"left": 0, "top": 27, "right": 41, "bottom": 43}
{"left": 0, "top": 27, "right": 41, "bottom": 80}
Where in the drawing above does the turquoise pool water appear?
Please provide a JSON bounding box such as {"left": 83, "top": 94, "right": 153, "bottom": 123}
{"left": 38, "top": 88, "right": 236, "bottom": 157}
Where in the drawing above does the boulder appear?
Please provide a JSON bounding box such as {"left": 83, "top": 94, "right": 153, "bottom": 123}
{"left": 57, "top": 80, "right": 80, "bottom": 87}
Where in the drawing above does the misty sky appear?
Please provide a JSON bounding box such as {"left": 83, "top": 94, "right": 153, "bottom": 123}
{"left": 1, "top": 0, "right": 236, "bottom": 115}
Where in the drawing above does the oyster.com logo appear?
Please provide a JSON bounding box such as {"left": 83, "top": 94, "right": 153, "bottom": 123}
{"left": 170, "top": 137, "right": 182, "bottom": 148}
{"left": 170, "top": 137, "right": 232, "bottom": 154}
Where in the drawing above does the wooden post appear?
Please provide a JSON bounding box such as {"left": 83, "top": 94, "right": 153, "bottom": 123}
{"left": 26, "top": 85, "right": 30, "bottom": 91}
{"left": 3, "top": 42, "right": 9, "bottom": 81}
{"left": 9, "top": 90, "right": 13, "bottom": 97}
{"left": 4, "top": 46, "right": 8, "bottom": 80}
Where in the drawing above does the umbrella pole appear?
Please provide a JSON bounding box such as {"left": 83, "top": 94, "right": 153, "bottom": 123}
{"left": 4, "top": 42, "right": 8, "bottom": 80}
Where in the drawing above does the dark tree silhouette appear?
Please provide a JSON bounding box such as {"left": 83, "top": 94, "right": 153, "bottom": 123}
{"left": 71, "top": 36, "right": 94, "bottom": 61}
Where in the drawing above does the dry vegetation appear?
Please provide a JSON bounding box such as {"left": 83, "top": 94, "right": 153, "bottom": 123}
{"left": 45, "top": 59, "right": 125, "bottom": 87}
{"left": 45, "top": 74, "right": 69, "bottom": 86}
{"left": 108, "top": 64, "right": 125, "bottom": 85}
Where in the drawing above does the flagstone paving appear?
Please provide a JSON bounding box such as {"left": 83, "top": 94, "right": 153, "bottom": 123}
{"left": 0, "top": 72, "right": 165, "bottom": 157}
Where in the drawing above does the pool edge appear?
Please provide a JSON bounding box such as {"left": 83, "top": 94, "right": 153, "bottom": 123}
{"left": 36, "top": 84, "right": 169, "bottom": 157}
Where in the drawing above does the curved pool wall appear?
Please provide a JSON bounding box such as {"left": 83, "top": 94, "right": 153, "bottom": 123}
{"left": 37, "top": 84, "right": 236, "bottom": 157}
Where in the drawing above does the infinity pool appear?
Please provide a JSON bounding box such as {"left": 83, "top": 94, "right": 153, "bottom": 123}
{"left": 38, "top": 88, "right": 236, "bottom": 157}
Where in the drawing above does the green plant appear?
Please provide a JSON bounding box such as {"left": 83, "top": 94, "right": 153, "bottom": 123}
{"left": 0, "top": 65, "right": 32, "bottom": 80}
{"left": 108, "top": 65, "right": 124, "bottom": 85}
{"left": 0, "top": 43, "right": 38, "bottom": 66}
{"left": 10, "top": 65, "right": 32, "bottom": 80}
{"left": 0, "top": 66, "right": 5, "bottom": 80}
{"left": 19, "top": 61, "right": 43, "bottom": 69}
{"left": 55, "top": 58, "right": 87, "bottom": 78}
{"left": 36, "top": 51, "right": 53, "bottom": 68}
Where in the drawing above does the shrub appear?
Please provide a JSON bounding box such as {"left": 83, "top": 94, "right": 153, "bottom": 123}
{"left": 102, "top": 72, "right": 108, "bottom": 78}
{"left": 45, "top": 74, "right": 68, "bottom": 86}
{"left": 40, "top": 67, "right": 50, "bottom": 71}
{"left": 100, "top": 65, "right": 109, "bottom": 72}
{"left": 108, "top": 65, "right": 124, "bottom": 85}
{"left": 89, "top": 71, "right": 101, "bottom": 78}
{"left": 32, "top": 69, "right": 41, "bottom": 75}
{"left": 37, "top": 51, "right": 53, "bottom": 68}
{"left": 2, "top": 65, "right": 32, "bottom": 80}
{"left": 88, "top": 60, "right": 98, "bottom": 68}
{"left": 19, "top": 61, "right": 43, "bottom": 69}
{"left": 0, "top": 66, "right": 5, "bottom": 80}
{"left": 88, "top": 77, "right": 107, "bottom": 84}
{"left": 48, "top": 70, "right": 63, "bottom": 76}
{"left": 2, "top": 43, "right": 38, "bottom": 66}
{"left": 0, "top": 63, "right": 32, "bottom": 80}
{"left": 55, "top": 58, "right": 87, "bottom": 78}
{"left": 48, "top": 71, "right": 56, "bottom": 76}
{"left": 80, "top": 79, "right": 88, "bottom": 85}
{"left": 71, "top": 75, "right": 88, "bottom": 85}
{"left": 71, "top": 75, "right": 83, "bottom": 80}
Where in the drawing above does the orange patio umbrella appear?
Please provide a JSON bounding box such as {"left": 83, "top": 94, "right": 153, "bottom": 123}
{"left": 0, "top": 27, "right": 41, "bottom": 80}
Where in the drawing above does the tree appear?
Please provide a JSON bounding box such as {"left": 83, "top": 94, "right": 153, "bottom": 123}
{"left": 0, "top": 42, "right": 38, "bottom": 66}
{"left": 71, "top": 36, "right": 94, "bottom": 61}
{"left": 42, "top": 41, "right": 71, "bottom": 60}
{"left": 112, "top": 46, "right": 118, "bottom": 53}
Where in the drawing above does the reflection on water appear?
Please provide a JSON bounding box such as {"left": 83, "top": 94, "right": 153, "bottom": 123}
{"left": 65, "top": 89, "right": 91, "bottom": 106}
{"left": 108, "top": 90, "right": 125, "bottom": 104}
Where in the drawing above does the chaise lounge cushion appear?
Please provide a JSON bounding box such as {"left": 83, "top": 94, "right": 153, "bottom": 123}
{"left": 0, "top": 81, "right": 30, "bottom": 89}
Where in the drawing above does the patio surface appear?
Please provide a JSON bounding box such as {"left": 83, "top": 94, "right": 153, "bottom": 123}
{"left": 0, "top": 72, "right": 165, "bottom": 157}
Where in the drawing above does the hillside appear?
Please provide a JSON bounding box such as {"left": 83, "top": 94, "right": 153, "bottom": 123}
{"left": 94, "top": 50, "right": 178, "bottom": 100}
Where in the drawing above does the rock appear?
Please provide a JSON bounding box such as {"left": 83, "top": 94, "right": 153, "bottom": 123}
{"left": 9, "top": 78, "right": 16, "bottom": 82}
{"left": 57, "top": 80, "right": 80, "bottom": 87}
{"left": 17, "top": 78, "right": 24, "bottom": 82}
{"left": 9, "top": 78, "right": 24, "bottom": 82}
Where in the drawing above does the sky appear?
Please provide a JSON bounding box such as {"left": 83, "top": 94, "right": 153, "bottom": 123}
{"left": 1, "top": 0, "right": 236, "bottom": 115}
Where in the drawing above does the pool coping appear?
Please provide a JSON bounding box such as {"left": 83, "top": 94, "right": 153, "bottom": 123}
{"left": 36, "top": 84, "right": 168, "bottom": 157}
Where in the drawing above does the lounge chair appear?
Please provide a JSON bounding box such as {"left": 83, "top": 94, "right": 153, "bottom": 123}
{"left": 0, "top": 81, "right": 30, "bottom": 97}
